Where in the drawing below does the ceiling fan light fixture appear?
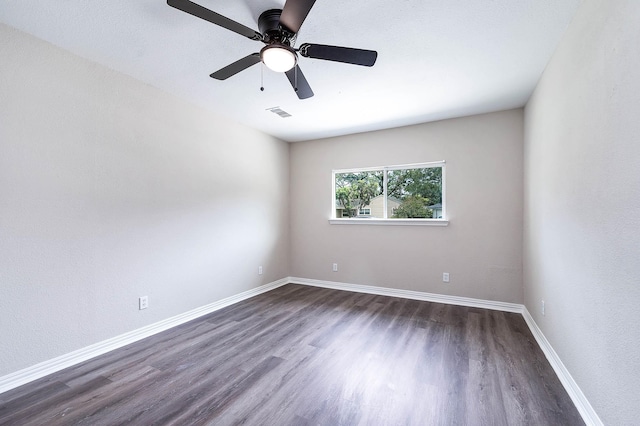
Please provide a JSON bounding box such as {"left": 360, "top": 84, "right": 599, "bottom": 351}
{"left": 261, "top": 44, "right": 297, "bottom": 72}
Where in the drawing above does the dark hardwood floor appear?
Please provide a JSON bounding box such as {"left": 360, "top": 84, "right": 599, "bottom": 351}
{"left": 0, "top": 284, "right": 583, "bottom": 425}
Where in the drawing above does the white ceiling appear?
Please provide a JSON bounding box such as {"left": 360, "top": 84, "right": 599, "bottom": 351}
{"left": 0, "top": 0, "right": 581, "bottom": 142}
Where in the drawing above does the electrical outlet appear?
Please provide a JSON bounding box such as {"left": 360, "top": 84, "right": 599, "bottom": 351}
{"left": 139, "top": 296, "right": 148, "bottom": 310}
{"left": 442, "top": 272, "right": 450, "bottom": 283}
{"left": 332, "top": 263, "right": 338, "bottom": 272}
{"left": 541, "top": 300, "right": 545, "bottom": 316}
{"left": 258, "top": 266, "right": 263, "bottom": 275}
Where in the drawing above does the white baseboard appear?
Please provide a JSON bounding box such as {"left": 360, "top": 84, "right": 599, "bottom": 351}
{"left": 288, "top": 276, "right": 524, "bottom": 313}
{"left": 0, "top": 278, "right": 289, "bottom": 395}
{"left": 522, "top": 308, "right": 603, "bottom": 426}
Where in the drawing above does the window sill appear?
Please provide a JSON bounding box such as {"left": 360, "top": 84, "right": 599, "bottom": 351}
{"left": 328, "top": 218, "right": 449, "bottom": 226}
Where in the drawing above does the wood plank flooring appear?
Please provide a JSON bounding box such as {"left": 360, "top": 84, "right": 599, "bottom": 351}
{"left": 0, "top": 284, "right": 584, "bottom": 425}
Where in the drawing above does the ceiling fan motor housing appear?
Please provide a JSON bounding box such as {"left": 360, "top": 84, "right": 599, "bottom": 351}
{"left": 258, "top": 9, "right": 294, "bottom": 44}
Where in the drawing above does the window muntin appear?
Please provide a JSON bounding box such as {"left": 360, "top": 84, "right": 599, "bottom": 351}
{"left": 333, "top": 162, "right": 445, "bottom": 221}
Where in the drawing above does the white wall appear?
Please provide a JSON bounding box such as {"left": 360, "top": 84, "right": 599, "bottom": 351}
{"left": 524, "top": 1, "right": 640, "bottom": 424}
{"left": 0, "top": 24, "right": 290, "bottom": 376}
{"left": 290, "top": 110, "right": 524, "bottom": 303}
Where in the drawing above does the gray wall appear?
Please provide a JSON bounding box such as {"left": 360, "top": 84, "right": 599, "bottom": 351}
{"left": 290, "top": 110, "right": 524, "bottom": 303}
{"left": 0, "top": 25, "right": 290, "bottom": 376}
{"left": 524, "top": 1, "right": 640, "bottom": 424}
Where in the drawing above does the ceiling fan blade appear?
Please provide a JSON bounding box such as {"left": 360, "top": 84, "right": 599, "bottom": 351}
{"left": 210, "top": 53, "right": 261, "bottom": 80}
{"left": 285, "top": 65, "right": 314, "bottom": 99}
{"left": 299, "top": 43, "right": 377, "bottom": 66}
{"left": 167, "top": 0, "right": 262, "bottom": 41}
{"left": 279, "top": 0, "right": 317, "bottom": 34}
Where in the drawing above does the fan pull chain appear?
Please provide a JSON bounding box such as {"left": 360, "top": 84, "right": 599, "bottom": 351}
{"left": 294, "top": 65, "right": 298, "bottom": 92}
{"left": 260, "top": 62, "right": 264, "bottom": 92}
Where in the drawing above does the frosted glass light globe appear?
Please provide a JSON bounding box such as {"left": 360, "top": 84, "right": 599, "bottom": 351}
{"left": 261, "top": 45, "right": 297, "bottom": 72}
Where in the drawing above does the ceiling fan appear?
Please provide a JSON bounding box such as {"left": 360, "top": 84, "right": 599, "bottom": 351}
{"left": 167, "top": 0, "right": 378, "bottom": 99}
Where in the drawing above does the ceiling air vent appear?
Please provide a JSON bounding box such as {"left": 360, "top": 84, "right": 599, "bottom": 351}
{"left": 266, "top": 106, "right": 292, "bottom": 118}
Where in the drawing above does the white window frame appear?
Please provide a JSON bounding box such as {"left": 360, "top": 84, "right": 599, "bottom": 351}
{"left": 330, "top": 161, "right": 448, "bottom": 226}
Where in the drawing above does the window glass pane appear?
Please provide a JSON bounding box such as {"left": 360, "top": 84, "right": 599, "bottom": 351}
{"left": 335, "top": 171, "right": 384, "bottom": 218}
{"left": 387, "top": 167, "right": 443, "bottom": 219}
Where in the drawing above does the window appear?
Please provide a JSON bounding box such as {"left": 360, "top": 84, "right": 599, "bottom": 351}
{"left": 332, "top": 161, "right": 446, "bottom": 225}
{"left": 334, "top": 170, "right": 383, "bottom": 218}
